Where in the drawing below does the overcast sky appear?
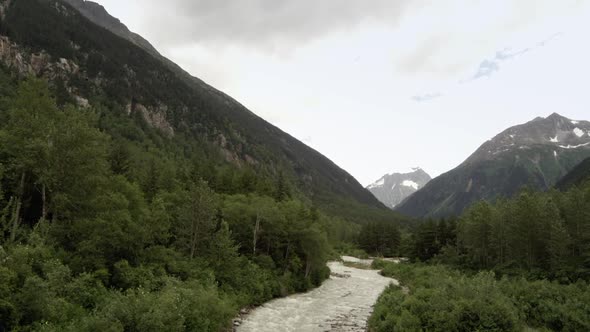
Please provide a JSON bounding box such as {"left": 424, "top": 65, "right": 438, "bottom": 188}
{"left": 97, "top": 0, "right": 590, "bottom": 186}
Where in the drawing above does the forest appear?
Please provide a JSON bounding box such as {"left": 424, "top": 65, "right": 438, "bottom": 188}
{"left": 0, "top": 73, "right": 365, "bottom": 331}
{"left": 369, "top": 177, "right": 590, "bottom": 331}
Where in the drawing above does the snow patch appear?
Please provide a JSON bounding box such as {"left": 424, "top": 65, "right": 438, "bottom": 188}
{"left": 367, "top": 178, "right": 385, "bottom": 189}
{"left": 558, "top": 142, "right": 590, "bottom": 149}
{"left": 391, "top": 183, "right": 397, "bottom": 190}
{"left": 402, "top": 180, "right": 419, "bottom": 190}
{"left": 550, "top": 136, "right": 559, "bottom": 143}
{"left": 554, "top": 151, "right": 558, "bottom": 158}
{"left": 573, "top": 128, "right": 584, "bottom": 137}
{"left": 571, "top": 120, "right": 579, "bottom": 124}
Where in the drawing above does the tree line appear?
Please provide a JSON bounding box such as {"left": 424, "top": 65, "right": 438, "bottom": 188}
{"left": 405, "top": 182, "right": 590, "bottom": 281}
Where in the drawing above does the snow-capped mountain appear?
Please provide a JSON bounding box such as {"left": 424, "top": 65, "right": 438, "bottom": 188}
{"left": 367, "top": 168, "right": 431, "bottom": 209}
{"left": 396, "top": 113, "right": 590, "bottom": 218}
{"left": 465, "top": 112, "right": 590, "bottom": 164}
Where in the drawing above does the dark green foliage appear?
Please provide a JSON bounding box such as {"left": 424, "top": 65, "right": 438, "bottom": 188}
{"left": 370, "top": 262, "right": 590, "bottom": 332}
{"left": 451, "top": 186, "right": 590, "bottom": 280}
{"left": 405, "top": 181, "right": 590, "bottom": 281}
{"left": 357, "top": 220, "right": 401, "bottom": 256}
{"left": 408, "top": 218, "right": 457, "bottom": 262}
{"left": 0, "top": 76, "right": 351, "bottom": 330}
{"left": 381, "top": 177, "right": 590, "bottom": 330}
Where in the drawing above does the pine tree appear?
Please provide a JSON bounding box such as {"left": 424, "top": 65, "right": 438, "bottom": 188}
{"left": 143, "top": 159, "right": 160, "bottom": 202}
{"left": 176, "top": 180, "right": 217, "bottom": 259}
{"left": 459, "top": 201, "right": 494, "bottom": 268}
{"left": 274, "top": 171, "right": 290, "bottom": 202}
{"left": 109, "top": 140, "right": 132, "bottom": 176}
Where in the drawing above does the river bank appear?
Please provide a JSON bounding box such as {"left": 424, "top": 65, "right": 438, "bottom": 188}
{"left": 234, "top": 258, "right": 397, "bottom": 332}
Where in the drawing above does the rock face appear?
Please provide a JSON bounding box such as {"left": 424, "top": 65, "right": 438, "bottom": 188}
{"left": 0, "top": 36, "right": 79, "bottom": 78}
{"left": 367, "top": 168, "right": 431, "bottom": 209}
{"left": 396, "top": 113, "right": 590, "bottom": 218}
{"left": 127, "top": 102, "right": 175, "bottom": 137}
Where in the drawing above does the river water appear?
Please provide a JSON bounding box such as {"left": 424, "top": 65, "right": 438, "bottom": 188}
{"left": 235, "top": 257, "right": 397, "bottom": 332}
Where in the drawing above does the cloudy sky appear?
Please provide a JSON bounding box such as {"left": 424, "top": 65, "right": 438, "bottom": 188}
{"left": 97, "top": 0, "right": 590, "bottom": 186}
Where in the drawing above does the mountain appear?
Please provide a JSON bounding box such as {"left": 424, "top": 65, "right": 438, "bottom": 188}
{"left": 367, "top": 168, "right": 431, "bottom": 209}
{"left": 0, "top": 0, "right": 395, "bottom": 223}
{"left": 396, "top": 113, "right": 590, "bottom": 218}
{"left": 555, "top": 156, "right": 590, "bottom": 190}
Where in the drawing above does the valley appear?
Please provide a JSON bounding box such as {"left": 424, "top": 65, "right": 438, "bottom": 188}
{"left": 0, "top": 1, "right": 589, "bottom": 331}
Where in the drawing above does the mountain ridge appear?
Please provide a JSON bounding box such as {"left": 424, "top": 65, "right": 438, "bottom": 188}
{"left": 61, "top": 0, "right": 160, "bottom": 57}
{"left": 396, "top": 113, "right": 590, "bottom": 218}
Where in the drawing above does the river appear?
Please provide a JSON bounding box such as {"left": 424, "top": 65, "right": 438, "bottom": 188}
{"left": 235, "top": 257, "right": 397, "bottom": 332}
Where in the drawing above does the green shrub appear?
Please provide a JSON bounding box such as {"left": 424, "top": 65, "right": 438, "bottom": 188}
{"left": 370, "top": 262, "right": 589, "bottom": 332}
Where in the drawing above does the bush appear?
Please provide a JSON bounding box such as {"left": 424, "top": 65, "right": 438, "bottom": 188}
{"left": 370, "top": 262, "right": 590, "bottom": 332}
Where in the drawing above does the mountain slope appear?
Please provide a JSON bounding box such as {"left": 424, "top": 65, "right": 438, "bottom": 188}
{"left": 396, "top": 113, "right": 590, "bottom": 218}
{"left": 0, "top": 0, "right": 393, "bottom": 222}
{"left": 555, "top": 156, "right": 590, "bottom": 190}
{"left": 367, "top": 168, "right": 431, "bottom": 209}
{"left": 60, "top": 0, "right": 160, "bottom": 56}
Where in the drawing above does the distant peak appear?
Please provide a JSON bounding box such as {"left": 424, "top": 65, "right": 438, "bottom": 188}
{"left": 546, "top": 112, "right": 566, "bottom": 120}
{"left": 367, "top": 169, "right": 432, "bottom": 208}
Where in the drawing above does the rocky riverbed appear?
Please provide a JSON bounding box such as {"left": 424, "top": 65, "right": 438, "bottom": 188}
{"left": 235, "top": 257, "right": 397, "bottom": 332}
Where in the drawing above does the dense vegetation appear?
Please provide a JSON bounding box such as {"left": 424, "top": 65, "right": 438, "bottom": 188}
{"left": 370, "top": 261, "right": 590, "bottom": 332}
{"left": 407, "top": 183, "right": 590, "bottom": 281}
{"left": 370, "top": 175, "right": 590, "bottom": 331}
{"left": 357, "top": 220, "right": 401, "bottom": 257}
{"left": 0, "top": 74, "right": 364, "bottom": 331}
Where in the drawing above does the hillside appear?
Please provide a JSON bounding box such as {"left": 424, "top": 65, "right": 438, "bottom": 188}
{"left": 556, "top": 156, "right": 590, "bottom": 190}
{"left": 0, "top": 0, "right": 395, "bottom": 223}
{"left": 396, "top": 113, "right": 590, "bottom": 218}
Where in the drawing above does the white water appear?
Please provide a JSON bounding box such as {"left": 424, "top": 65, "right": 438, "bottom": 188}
{"left": 235, "top": 258, "right": 397, "bottom": 332}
